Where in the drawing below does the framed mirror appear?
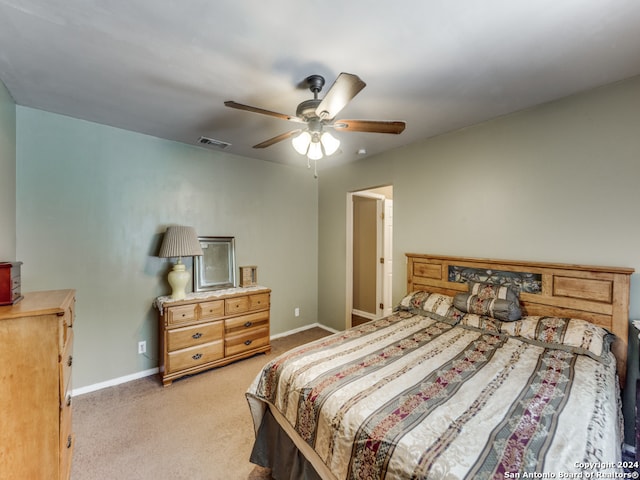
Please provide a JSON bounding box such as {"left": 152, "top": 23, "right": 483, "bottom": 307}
{"left": 193, "top": 236, "right": 236, "bottom": 292}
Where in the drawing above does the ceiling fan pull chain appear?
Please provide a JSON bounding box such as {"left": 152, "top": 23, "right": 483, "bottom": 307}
{"left": 306, "top": 156, "right": 318, "bottom": 178}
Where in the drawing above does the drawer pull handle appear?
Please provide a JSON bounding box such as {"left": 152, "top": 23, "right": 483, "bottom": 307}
{"left": 244, "top": 340, "right": 252, "bottom": 346}
{"left": 244, "top": 321, "right": 253, "bottom": 328}
{"left": 66, "top": 435, "right": 72, "bottom": 449}
{"left": 67, "top": 355, "right": 73, "bottom": 367}
{"left": 192, "top": 332, "right": 202, "bottom": 339}
{"left": 192, "top": 353, "right": 202, "bottom": 360}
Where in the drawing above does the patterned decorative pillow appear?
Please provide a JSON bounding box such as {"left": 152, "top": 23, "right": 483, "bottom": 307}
{"left": 395, "top": 291, "right": 459, "bottom": 324}
{"left": 457, "top": 312, "right": 503, "bottom": 334}
{"left": 468, "top": 281, "right": 520, "bottom": 302}
{"left": 499, "top": 316, "right": 612, "bottom": 362}
{"left": 453, "top": 293, "right": 522, "bottom": 321}
{"left": 453, "top": 281, "right": 522, "bottom": 321}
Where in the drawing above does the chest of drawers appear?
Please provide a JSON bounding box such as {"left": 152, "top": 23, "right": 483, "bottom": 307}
{"left": 157, "top": 286, "right": 271, "bottom": 386}
{"left": 0, "top": 289, "right": 76, "bottom": 480}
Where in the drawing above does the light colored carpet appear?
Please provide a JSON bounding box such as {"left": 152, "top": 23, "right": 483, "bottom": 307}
{"left": 71, "top": 327, "right": 331, "bottom": 480}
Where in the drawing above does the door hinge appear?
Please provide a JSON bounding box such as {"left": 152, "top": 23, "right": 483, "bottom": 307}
{"left": 379, "top": 257, "right": 384, "bottom": 264}
{"left": 379, "top": 303, "right": 384, "bottom": 310}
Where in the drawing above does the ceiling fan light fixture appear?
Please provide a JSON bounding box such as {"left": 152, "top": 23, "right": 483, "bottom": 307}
{"left": 292, "top": 131, "right": 312, "bottom": 155}
{"left": 307, "top": 139, "right": 323, "bottom": 161}
{"left": 292, "top": 129, "right": 340, "bottom": 160}
{"left": 320, "top": 131, "right": 340, "bottom": 156}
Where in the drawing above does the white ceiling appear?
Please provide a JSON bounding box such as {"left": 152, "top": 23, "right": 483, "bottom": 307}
{"left": 1, "top": 0, "right": 640, "bottom": 170}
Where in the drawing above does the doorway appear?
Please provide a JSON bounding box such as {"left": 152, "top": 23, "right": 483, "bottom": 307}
{"left": 346, "top": 186, "right": 393, "bottom": 328}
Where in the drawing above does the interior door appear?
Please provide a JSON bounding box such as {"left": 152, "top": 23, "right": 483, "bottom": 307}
{"left": 381, "top": 198, "right": 393, "bottom": 317}
{"left": 352, "top": 193, "right": 380, "bottom": 321}
{"left": 347, "top": 187, "right": 393, "bottom": 327}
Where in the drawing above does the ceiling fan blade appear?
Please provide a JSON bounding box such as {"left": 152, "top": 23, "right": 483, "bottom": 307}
{"left": 315, "top": 73, "right": 366, "bottom": 120}
{"left": 253, "top": 130, "right": 302, "bottom": 149}
{"left": 332, "top": 119, "right": 406, "bottom": 134}
{"left": 225, "top": 101, "right": 305, "bottom": 123}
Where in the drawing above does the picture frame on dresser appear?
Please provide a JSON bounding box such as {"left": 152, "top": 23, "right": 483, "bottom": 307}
{"left": 193, "top": 236, "right": 236, "bottom": 292}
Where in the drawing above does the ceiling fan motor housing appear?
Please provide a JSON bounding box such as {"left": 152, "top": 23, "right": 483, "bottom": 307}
{"left": 296, "top": 99, "right": 322, "bottom": 120}
{"left": 295, "top": 75, "right": 326, "bottom": 119}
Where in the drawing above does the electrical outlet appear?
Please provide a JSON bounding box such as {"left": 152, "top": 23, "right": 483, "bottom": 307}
{"left": 294, "top": 307, "right": 300, "bottom": 317}
{"left": 138, "top": 341, "right": 146, "bottom": 355}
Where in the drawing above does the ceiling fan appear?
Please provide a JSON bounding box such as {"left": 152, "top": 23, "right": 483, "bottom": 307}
{"left": 224, "top": 72, "right": 406, "bottom": 173}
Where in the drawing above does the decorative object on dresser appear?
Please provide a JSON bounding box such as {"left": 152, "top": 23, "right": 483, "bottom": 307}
{"left": 0, "top": 261, "right": 22, "bottom": 305}
{"left": 0, "top": 289, "right": 76, "bottom": 479}
{"left": 158, "top": 225, "right": 204, "bottom": 300}
{"left": 239, "top": 266, "right": 257, "bottom": 287}
{"left": 156, "top": 285, "right": 270, "bottom": 386}
{"left": 193, "top": 236, "right": 236, "bottom": 292}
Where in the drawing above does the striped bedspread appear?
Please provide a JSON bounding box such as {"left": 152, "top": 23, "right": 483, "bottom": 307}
{"left": 247, "top": 311, "right": 623, "bottom": 479}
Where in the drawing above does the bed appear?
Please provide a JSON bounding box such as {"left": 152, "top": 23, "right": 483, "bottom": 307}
{"left": 246, "top": 254, "right": 634, "bottom": 479}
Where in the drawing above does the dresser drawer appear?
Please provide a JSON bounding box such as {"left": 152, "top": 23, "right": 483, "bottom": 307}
{"left": 63, "top": 302, "right": 75, "bottom": 327}
{"left": 225, "top": 326, "right": 269, "bottom": 356}
{"left": 248, "top": 293, "right": 270, "bottom": 311}
{"left": 225, "top": 295, "right": 249, "bottom": 315}
{"left": 167, "top": 340, "right": 224, "bottom": 374}
{"left": 199, "top": 300, "right": 224, "bottom": 320}
{"left": 59, "top": 392, "right": 73, "bottom": 480}
{"left": 59, "top": 329, "right": 74, "bottom": 404}
{"left": 225, "top": 310, "right": 269, "bottom": 335}
{"left": 167, "top": 320, "right": 223, "bottom": 351}
{"left": 166, "top": 304, "right": 197, "bottom": 325}
{"left": 59, "top": 305, "right": 74, "bottom": 352}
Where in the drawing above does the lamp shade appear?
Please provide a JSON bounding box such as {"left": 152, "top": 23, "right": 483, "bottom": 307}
{"left": 158, "top": 226, "right": 203, "bottom": 258}
{"left": 307, "top": 140, "right": 323, "bottom": 160}
{"left": 292, "top": 131, "right": 312, "bottom": 155}
{"left": 320, "top": 131, "right": 340, "bottom": 156}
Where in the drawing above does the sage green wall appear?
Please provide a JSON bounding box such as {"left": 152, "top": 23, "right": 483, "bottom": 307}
{"left": 318, "top": 75, "right": 640, "bottom": 443}
{"left": 16, "top": 107, "right": 318, "bottom": 388}
{"left": 0, "top": 80, "right": 16, "bottom": 260}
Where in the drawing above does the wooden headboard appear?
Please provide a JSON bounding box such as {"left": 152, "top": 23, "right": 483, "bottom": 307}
{"left": 406, "top": 253, "right": 634, "bottom": 385}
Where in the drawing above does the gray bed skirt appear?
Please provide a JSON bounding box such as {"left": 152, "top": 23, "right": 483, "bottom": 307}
{"left": 250, "top": 408, "right": 323, "bottom": 480}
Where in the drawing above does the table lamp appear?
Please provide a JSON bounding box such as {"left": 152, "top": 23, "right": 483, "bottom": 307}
{"left": 158, "top": 225, "right": 203, "bottom": 300}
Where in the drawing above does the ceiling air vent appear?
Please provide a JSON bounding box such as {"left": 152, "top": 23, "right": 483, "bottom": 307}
{"left": 197, "top": 136, "right": 231, "bottom": 149}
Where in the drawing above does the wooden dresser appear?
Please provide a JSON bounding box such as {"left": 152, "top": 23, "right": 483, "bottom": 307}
{"left": 157, "top": 286, "right": 271, "bottom": 386}
{"left": 634, "top": 321, "right": 640, "bottom": 461}
{"left": 0, "top": 289, "right": 75, "bottom": 480}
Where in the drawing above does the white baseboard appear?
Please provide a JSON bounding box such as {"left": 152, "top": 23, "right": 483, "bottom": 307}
{"left": 271, "top": 322, "right": 338, "bottom": 338}
{"left": 72, "top": 367, "right": 159, "bottom": 397}
{"left": 73, "top": 322, "right": 338, "bottom": 397}
{"left": 352, "top": 309, "right": 377, "bottom": 321}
